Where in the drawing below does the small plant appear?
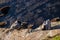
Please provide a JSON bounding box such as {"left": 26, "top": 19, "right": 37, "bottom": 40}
{"left": 52, "top": 35, "right": 60, "bottom": 40}
{"left": 43, "top": 35, "right": 60, "bottom": 40}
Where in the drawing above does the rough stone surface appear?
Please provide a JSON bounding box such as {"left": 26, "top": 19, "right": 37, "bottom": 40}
{"left": 0, "top": 0, "right": 60, "bottom": 40}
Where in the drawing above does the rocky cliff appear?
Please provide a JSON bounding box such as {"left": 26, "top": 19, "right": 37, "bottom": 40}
{"left": 0, "top": 0, "right": 60, "bottom": 28}
{"left": 0, "top": 0, "right": 60, "bottom": 40}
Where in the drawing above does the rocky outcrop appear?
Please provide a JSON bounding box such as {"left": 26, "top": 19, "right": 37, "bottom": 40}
{"left": 0, "top": 0, "right": 60, "bottom": 40}
{"left": 0, "top": 0, "right": 60, "bottom": 28}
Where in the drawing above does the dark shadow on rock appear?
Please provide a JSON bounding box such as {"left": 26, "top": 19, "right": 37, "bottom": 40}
{"left": 0, "top": 6, "right": 10, "bottom": 16}
{"left": 51, "top": 25, "right": 60, "bottom": 30}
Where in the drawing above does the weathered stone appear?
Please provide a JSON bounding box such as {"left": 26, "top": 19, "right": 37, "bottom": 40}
{"left": 0, "top": 21, "right": 7, "bottom": 26}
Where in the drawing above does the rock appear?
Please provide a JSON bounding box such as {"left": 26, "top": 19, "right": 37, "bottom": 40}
{"left": 20, "top": 22, "right": 28, "bottom": 29}
{"left": 0, "top": 21, "right": 7, "bottom": 26}
{"left": 10, "top": 20, "right": 18, "bottom": 29}
{"left": 27, "top": 24, "right": 34, "bottom": 33}
{"left": 47, "top": 29, "right": 60, "bottom": 37}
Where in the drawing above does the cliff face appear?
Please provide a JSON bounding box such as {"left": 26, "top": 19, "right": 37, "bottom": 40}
{"left": 0, "top": 0, "right": 60, "bottom": 28}
{"left": 0, "top": 0, "right": 60, "bottom": 40}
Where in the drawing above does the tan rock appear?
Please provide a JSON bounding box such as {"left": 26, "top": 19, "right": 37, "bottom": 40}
{"left": 0, "top": 21, "right": 7, "bottom": 26}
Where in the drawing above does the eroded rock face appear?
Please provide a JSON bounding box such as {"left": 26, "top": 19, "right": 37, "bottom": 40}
{"left": 0, "top": 0, "right": 60, "bottom": 40}
{"left": 0, "top": 0, "right": 60, "bottom": 29}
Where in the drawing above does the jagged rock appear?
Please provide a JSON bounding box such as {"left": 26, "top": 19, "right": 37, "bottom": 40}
{"left": 0, "top": 0, "right": 60, "bottom": 28}
{"left": 20, "top": 22, "right": 28, "bottom": 29}
{"left": 0, "top": 0, "right": 60, "bottom": 40}
{"left": 27, "top": 24, "right": 34, "bottom": 33}
{"left": 10, "top": 20, "right": 18, "bottom": 29}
